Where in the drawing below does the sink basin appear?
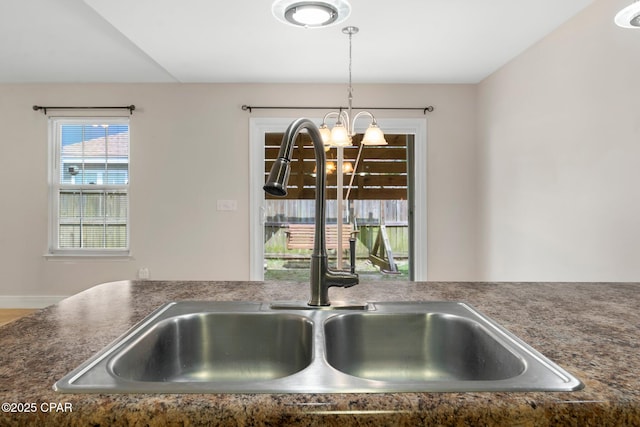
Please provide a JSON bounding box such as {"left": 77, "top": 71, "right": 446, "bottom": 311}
{"left": 325, "top": 313, "right": 524, "bottom": 382}
{"left": 54, "top": 301, "right": 583, "bottom": 393}
{"left": 111, "top": 313, "right": 312, "bottom": 383}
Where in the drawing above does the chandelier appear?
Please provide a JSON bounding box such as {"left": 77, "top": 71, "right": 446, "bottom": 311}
{"left": 319, "top": 26, "right": 388, "bottom": 148}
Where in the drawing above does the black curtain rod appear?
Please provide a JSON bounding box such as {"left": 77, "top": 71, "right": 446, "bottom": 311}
{"left": 241, "top": 105, "right": 434, "bottom": 114}
{"left": 33, "top": 105, "right": 136, "bottom": 115}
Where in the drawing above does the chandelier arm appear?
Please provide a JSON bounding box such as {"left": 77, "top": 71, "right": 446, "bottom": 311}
{"left": 339, "top": 110, "right": 351, "bottom": 133}
{"left": 352, "top": 110, "right": 374, "bottom": 123}
{"left": 322, "top": 111, "right": 340, "bottom": 124}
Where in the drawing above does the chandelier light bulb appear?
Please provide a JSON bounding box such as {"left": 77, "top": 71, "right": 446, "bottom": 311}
{"left": 330, "top": 123, "right": 351, "bottom": 146}
{"left": 362, "top": 123, "right": 388, "bottom": 146}
{"left": 319, "top": 124, "right": 332, "bottom": 146}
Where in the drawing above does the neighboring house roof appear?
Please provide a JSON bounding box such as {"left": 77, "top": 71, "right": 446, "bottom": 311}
{"left": 62, "top": 131, "right": 129, "bottom": 158}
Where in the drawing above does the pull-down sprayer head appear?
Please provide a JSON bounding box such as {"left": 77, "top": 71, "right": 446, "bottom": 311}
{"left": 264, "top": 120, "right": 302, "bottom": 197}
{"left": 263, "top": 158, "right": 291, "bottom": 197}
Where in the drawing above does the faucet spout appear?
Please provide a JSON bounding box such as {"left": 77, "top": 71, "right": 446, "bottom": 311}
{"left": 264, "top": 118, "right": 359, "bottom": 307}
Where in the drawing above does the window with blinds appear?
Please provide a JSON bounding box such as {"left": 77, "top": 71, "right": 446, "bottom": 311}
{"left": 49, "top": 117, "right": 130, "bottom": 255}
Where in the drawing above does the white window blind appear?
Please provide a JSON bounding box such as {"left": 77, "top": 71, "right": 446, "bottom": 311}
{"left": 49, "top": 117, "right": 130, "bottom": 255}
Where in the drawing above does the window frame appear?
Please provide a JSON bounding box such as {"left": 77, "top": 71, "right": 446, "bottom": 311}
{"left": 47, "top": 116, "right": 131, "bottom": 257}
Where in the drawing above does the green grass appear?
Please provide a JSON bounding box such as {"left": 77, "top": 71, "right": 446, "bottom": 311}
{"left": 264, "top": 258, "right": 409, "bottom": 282}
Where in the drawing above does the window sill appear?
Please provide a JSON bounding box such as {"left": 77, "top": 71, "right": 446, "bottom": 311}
{"left": 44, "top": 251, "right": 132, "bottom": 260}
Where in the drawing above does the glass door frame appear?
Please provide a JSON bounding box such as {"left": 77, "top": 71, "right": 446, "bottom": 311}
{"left": 249, "top": 117, "right": 428, "bottom": 281}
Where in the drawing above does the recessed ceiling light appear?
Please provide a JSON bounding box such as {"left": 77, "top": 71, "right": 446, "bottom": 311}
{"left": 272, "top": 0, "right": 351, "bottom": 28}
{"left": 615, "top": 1, "right": 640, "bottom": 28}
{"left": 287, "top": 3, "right": 337, "bottom": 27}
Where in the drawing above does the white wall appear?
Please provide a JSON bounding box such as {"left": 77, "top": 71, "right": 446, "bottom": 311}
{"left": 0, "top": 83, "right": 478, "bottom": 302}
{"left": 477, "top": 0, "right": 640, "bottom": 281}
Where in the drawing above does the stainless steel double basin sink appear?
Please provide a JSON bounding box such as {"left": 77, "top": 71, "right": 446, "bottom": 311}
{"left": 54, "top": 301, "right": 583, "bottom": 393}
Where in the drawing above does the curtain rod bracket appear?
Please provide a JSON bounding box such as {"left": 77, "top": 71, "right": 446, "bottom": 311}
{"left": 33, "top": 105, "right": 136, "bottom": 115}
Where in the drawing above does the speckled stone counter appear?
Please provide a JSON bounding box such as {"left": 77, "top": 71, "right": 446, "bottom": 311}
{"left": 1, "top": 280, "right": 639, "bottom": 426}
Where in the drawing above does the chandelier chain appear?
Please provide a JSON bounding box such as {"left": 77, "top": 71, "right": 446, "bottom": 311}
{"left": 347, "top": 27, "right": 355, "bottom": 117}
{"left": 348, "top": 29, "right": 352, "bottom": 97}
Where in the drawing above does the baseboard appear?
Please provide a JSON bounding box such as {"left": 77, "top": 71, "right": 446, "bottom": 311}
{"left": 0, "top": 296, "right": 68, "bottom": 309}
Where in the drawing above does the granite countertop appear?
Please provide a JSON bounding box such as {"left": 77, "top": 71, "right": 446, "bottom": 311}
{"left": 1, "top": 280, "right": 639, "bottom": 426}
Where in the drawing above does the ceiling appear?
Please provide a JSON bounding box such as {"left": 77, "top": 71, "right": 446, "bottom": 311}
{"left": 0, "top": 0, "right": 597, "bottom": 84}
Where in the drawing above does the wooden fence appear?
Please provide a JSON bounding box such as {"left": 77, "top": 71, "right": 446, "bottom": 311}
{"left": 265, "top": 133, "right": 408, "bottom": 200}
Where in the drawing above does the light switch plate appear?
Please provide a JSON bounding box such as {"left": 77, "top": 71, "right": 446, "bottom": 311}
{"left": 217, "top": 199, "right": 238, "bottom": 211}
